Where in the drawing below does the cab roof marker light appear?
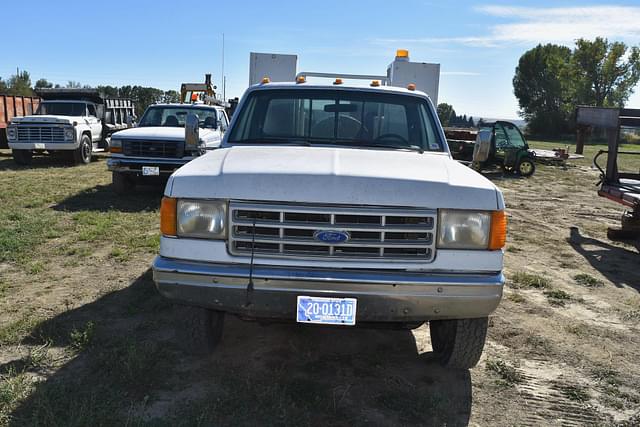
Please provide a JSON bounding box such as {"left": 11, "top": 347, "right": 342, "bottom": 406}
{"left": 407, "top": 83, "right": 416, "bottom": 91}
{"left": 333, "top": 78, "right": 343, "bottom": 85}
{"left": 261, "top": 77, "right": 271, "bottom": 84}
{"left": 296, "top": 75, "right": 306, "bottom": 84}
{"left": 370, "top": 80, "right": 381, "bottom": 87}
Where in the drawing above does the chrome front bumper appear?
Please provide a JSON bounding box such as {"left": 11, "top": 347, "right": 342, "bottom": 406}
{"left": 152, "top": 256, "right": 504, "bottom": 322}
{"left": 107, "top": 157, "right": 189, "bottom": 174}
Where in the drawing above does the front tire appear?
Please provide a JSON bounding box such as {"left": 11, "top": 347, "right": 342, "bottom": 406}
{"left": 430, "top": 317, "right": 488, "bottom": 369}
{"left": 112, "top": 171, "right": 135, "bottom": 194}
{"left": 12, "top": 149, "right": 33, "bottom": 166}
{"left": 73, "top": 134, "right": 93, "bottom": 165}
{"left": 174, "top": 305, "right": 225, "bottom": 355}
{"left": 516, "top": 158, "right": 535, "bottom": 177}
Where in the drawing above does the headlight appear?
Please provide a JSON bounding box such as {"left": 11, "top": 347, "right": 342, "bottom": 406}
{"left": 64, "top": 127, "right": 74, "bottom": 140}
{"left": 110, "top": 139, "right": 122, "bottom": 148}
{"left": 177, "top": 199, "right": 227, "bottom": 239}
{"left": 7, "top": 127, "right": 16, "bottom": 141}
{"left": 438, "top": 210, "right": 491, "bottom": 249}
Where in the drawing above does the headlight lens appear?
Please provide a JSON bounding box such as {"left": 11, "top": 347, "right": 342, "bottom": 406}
{"left": 7, "top": 127, "right": 16, "bottom": 140}
{"left": 437, "top": 210, "right": 491, "bottom": 249}
{"left": 64, "top": 127, "right": 74, "bottom": 140}
{"left": 177, "top": 199, "right": 226, "bottom": 239}
{"left": 110, "top": 138, "right": 122, "bottom": 148}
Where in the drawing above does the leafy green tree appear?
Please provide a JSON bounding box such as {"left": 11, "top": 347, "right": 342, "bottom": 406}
{"left": 162, "top": 90, "right": 180, "bottom": 104}
{"left": 35, "top": 78, "right": 53, "bottom": 89}
{"left": 468, "top": 116, "right": 475, "bottom": 127}
{"left": 437, "top": 103, "right": 455, "bottom": 126}
{"left": 7, "top": 70, "right": 34, "bottom": 96}
{"left": 571, "top": 37, "right": 640, "bottom": 107}
{"left": 66, "top": 81, "right": 82, "bottom": 89}
{"left": 513, "top": 44, "right": 572, "bottom": 136}
{"left": 0, "top": 77, "right": 7, "bottom": 94}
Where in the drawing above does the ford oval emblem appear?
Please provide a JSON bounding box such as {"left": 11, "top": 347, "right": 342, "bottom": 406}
{"left": 313, "top": 230, "right": 350, "bottom": 244}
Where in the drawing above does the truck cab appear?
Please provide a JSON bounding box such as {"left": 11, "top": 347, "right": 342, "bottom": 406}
{"left": 153, "top": 78, "right": 506, "bottom": 369}
{"left": 7, "top": 89, "right": 134, "bottom": 165}
{"left": 107, "top": 103, "right": 228, "bottom": 193}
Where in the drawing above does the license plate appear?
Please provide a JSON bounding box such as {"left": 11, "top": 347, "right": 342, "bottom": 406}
{"left": 142, "top": 166, "right": 159, "bottom": 176}
{"left": 34, "top": 143, "right": 45, "bottom": 150}
{"left": 296, "top": 296, "right": 357, "bottom": 326}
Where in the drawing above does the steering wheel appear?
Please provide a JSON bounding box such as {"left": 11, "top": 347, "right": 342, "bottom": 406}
{"left": 373, "top": 133, "right": 409, "bottom": 144}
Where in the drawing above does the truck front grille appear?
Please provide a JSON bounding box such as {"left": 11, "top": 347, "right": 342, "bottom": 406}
{"left": 17, "top": 126, "right": 65, "bottom": 142}
{"left": 228, "top": 202, "right": 437, "bottom": 262}
{"left": 122, "top": 140, "right": 181, "bottom": 158}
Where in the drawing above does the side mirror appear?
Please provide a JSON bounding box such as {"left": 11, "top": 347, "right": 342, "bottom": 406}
{"left": 126, "top": 115, "right": 134, "bottom": 128}
{"left": 472, "top": 129, "right": 492, "bottom": 163}
{"left": 185, "top": 113, "right": 200, "bottom": 150}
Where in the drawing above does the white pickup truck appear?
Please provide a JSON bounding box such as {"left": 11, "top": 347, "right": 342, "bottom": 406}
{"left": 7, "top": 89, "right": 134, "bottom": 165}
{"left": 107, "top": 103, "right": 228, "bottom": 193}
{"left": 153, "top": 79, "right": 506, "bottom": 369}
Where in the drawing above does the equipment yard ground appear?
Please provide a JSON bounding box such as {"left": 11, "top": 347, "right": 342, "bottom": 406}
{"left": 0, "top": 143, "right": 639, "bottom": 426}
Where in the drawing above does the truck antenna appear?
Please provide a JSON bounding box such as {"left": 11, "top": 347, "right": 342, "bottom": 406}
{"left": 221, "top": 33, "right": 226, "bottom": 101}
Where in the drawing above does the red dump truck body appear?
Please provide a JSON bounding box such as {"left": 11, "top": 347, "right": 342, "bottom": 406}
{"left": 0, "top": 95, "right": 41, "bottom": 148}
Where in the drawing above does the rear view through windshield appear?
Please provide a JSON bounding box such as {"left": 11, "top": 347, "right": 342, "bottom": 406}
{"left": 228, "top": 89, "right": 443, "bottom": 151}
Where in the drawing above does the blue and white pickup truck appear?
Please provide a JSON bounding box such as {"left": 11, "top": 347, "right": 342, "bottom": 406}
{"left": 152, "top": 78, "right": 506, "bottom": 369}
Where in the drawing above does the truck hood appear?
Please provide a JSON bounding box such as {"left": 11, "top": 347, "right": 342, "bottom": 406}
{"left": 11, "top": 115, "right": 77, "bottom": 125}
{"left": 112, "top": 126, "right": 218, "bottom": 142}
{"left": 167, "top": 146, "right": 502, "bottom": 210}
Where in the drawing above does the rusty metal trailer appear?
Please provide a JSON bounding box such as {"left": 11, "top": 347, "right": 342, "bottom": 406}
{"left": 0, "top": 95, "right": 40, "bottom": 149}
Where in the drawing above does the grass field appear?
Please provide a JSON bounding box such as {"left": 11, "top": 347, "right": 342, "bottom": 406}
{"left": 528, "top": 139, "right": 640, "bottom": 171}
{"left": 0, "top": 148, "right": 639, "bottom": 426}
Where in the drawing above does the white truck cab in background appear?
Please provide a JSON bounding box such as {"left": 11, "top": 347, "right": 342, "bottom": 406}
{"left": 7, "top": 89, "right": 134, "bottom": 165}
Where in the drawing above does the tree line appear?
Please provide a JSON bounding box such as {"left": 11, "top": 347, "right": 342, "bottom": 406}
{"left": 0, "top": 70, "right": 180, "bottom": 117}
{"left": 513, "top": 37, "right": 640, "bottom": 137}
{"left": 436, "top": 103, "right": 479, "bottom": 128}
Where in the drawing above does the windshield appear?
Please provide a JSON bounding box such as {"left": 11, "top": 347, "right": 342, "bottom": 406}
{"left": 138, "top": 106, "right": 218, "bottom": 128}
{"left": 36, "top": 102, "right": 86, "bottom": 116}
{"left": 228, "top": 89, "right": 444, "bottom": 151}
{"left": 484, "top": 122, "right": 527, "bottom": 149}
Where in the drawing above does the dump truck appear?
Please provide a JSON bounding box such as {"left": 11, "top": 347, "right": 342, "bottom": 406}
{"left": 7, "top": 88, "right": 134, "bottom": 165}
{"left": 0, "top": 95, "right": 41, "bottom": 149}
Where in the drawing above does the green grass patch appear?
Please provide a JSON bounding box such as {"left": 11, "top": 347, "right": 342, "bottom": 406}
{"left": 543, "top": 289, "right": 572, "bottom": 307}
{"left": 0, "top": 315, "right": 42, "bottom": 346}
{"left": 70, "top": 321, "right": 95, "bottom": 351}
{"left": 0, "top": 212, "right": 50, "bottom": 264}
{"left": 559, "top": 383, "right": 590, "bottom": 403}
{"left": 485, "top": 359, "right": 523, "bottom": 386}
{"left": 573, "top": 273, "right": 604, "bottom": 288}
{"left": 0, "top": 369, "right": 33, "bottom": 425}
{"left": 510, "top": 272, "right": 551, "bottom": 289}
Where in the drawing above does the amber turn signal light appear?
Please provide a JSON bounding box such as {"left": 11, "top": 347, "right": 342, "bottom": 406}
{"left": 488, "top": 211, "right": 507, "bottom": 250}
{"left": 160, "top": 197, "right": 177, "bottom": 236}
{"left": 109, "top": 146, "right": 122, "bottom": 153}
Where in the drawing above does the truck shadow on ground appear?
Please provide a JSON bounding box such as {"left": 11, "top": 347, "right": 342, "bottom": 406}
{"left": 568, "top": 226, "right": 640, "bottom": 291}
{"left": 0, "top": 152, "right": 81, "bottom": 171}
{"left": 53, "top": 183, "right": 163, "bottom": 213}
{"left": 8, "top": 269, "right": 473, "bottom": 426}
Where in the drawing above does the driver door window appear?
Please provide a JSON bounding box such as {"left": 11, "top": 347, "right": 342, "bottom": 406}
{"left": 494, "top": 123, "right": 509, "bottom": 151}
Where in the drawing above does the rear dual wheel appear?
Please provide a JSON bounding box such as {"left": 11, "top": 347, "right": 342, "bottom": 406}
{"left": 73, "top": 134, "right": 93, "bottom": 165}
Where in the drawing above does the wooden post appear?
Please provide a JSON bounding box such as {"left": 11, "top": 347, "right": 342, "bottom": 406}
{"left": 575, "top": 126, "right": 585, "bottom": 155}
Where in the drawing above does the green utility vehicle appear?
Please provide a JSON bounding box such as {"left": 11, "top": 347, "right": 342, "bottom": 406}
{"left": 473, "top": 121, "right": 536, "bottom": 177}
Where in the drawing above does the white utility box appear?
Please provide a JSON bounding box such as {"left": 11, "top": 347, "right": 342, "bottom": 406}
{"left": 387, "top": 50, "right": 440, "bottom": 104}
{"left": 249, "top": 52, "right": 298, "bottom": 86}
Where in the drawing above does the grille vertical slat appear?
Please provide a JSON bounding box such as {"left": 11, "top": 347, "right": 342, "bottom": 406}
{"left": 229, "top": 202, "right": 436, "bottom": 261}
{"left": 16, "top": 126, "right": 65, "bottom": 142}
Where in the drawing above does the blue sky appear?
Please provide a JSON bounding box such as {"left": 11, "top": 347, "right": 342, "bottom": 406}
{"left": 2, "top": 0, "right": 640, "bottom": 119}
